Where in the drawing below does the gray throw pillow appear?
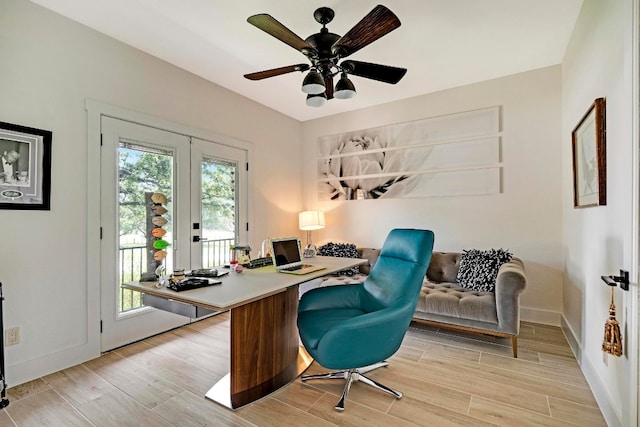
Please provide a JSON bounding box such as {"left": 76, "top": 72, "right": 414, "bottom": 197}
{"left": 456, "top": 249, "right": 513, "bottom": 292}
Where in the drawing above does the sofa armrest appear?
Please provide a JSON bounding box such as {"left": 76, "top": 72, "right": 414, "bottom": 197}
{"left": 494, "top": 258, "right": 527, "bottom": 335}
{"left": 356, "top": 248, "right": 380, "bottom": 275}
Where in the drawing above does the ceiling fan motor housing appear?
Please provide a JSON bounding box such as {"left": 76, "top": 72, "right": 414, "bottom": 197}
{"left": 305, "top": 29, "right": 341, "bottom": 74}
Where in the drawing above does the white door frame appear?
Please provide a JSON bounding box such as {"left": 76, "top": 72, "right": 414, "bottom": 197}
{"left": 632, "top": 1, "right": 640, "bottom": 426}
{"left": 86, "top": 99, "right": 253, "bottom": 353}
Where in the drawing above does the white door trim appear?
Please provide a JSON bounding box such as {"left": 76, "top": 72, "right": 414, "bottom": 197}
{"left": 631, "top": 1, "right": 640, "bottom": 425}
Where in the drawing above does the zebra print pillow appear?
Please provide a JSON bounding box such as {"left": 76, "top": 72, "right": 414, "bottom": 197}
{"left": 318, "top": 242, "right": 360, "bottom": 275}
{"left": 456, "top": 249, "right": 513, "bottom": 292}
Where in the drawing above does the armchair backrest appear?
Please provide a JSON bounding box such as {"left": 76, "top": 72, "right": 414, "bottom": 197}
{"left": 361, "top": 229, "right": 435, "bottom": 312}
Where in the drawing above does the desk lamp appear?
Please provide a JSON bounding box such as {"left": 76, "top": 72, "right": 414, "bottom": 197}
{"left": 299, "top": 210, "right": 325, "bottom": 257}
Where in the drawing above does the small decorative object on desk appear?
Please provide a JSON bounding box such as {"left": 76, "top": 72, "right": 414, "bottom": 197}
{"left": 230, "top": 261, "right": 243, "bottom": 273}
{"left": 246, "top": 257, "right": 274, "bottom": 268}
{"left": 303, "top": 244, "right": 317, "bottom": 258}
{"left": 155, "top": 265, "right": 170, "bottom": 288}
{"left": 189, "top": 268, "right": 219, "bottom": 278}
{"left": 172, "top": 269, "right": 185, "bottom": 282}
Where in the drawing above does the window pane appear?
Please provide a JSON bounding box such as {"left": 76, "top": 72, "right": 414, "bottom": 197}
{"left": 201, "top": 156, "right": 236, "bottom": 268}
{"left": 118, "top": 141, "right": 174, "bottom": 312}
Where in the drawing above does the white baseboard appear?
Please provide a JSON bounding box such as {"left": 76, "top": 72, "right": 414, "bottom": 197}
{"left": 520, "top": 306, "right": 561, "bottom": 326}
{"left": 560, "top": 315, "right": 622, "bottom": 427}
{"left": 6, "top": 343, "right": 99, "bottom": 388}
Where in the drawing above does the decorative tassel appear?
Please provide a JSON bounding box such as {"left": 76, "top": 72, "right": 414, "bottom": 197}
{"left": 602, "top": 286, "right": 623, "bottom": 357}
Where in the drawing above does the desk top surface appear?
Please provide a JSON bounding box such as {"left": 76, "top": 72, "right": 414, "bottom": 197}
{"left": 123, "top": 256, "right": 366, "bottom": 311}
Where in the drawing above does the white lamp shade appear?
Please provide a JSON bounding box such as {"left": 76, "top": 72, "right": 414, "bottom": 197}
{"left": 306, "top": 93, "right": 327, "bottom": 107}
{"left": 299, "top": 210, "right": 325, "bottom": 231}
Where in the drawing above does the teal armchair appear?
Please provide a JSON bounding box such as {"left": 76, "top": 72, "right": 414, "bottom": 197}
{"left": 297, "top": 228, "right": 435, "bottom": 410}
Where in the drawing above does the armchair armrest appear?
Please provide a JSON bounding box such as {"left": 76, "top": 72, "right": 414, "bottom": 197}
{"left": 298, "top": 284, "right": 363, "bottom": 312}
{"left": 494, "top": 258, "right": 527, "bottom": 335}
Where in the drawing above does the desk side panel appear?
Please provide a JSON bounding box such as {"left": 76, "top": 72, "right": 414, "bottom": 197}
{"left": 230, "top": 286, "right": 300, "bottom": 407}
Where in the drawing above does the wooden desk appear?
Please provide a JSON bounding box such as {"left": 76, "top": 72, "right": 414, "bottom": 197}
{"left": 123, "top": 256, "right": 366, "bottom": 409}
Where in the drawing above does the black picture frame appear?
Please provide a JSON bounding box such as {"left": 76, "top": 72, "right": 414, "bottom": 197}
{"left": 571, "top": 98, "right": 606, "bottom": 208}
{"left": 0, "top": 121, "right": 52, "bottom": 210}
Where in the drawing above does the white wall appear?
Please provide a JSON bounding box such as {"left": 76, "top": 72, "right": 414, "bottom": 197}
{"left": 302, "top": 66, "right": 564, "bottom": 325}
{"left": 0, "top": 0, "right": 303, "bottom": 386}
{"left": 561, "top": 1, "right": 637, "bottom": 426}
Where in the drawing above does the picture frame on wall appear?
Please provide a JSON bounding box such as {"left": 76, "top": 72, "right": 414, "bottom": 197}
{"left": 0, "top": 121, "right": 52, "bottom": 210}
{"left": 571, "top": 98, "right": 606, "bottom": 208}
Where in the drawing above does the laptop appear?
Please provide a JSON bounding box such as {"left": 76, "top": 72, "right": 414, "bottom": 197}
{"left": 271, "top": 237, "right": 326, "bottom": 275}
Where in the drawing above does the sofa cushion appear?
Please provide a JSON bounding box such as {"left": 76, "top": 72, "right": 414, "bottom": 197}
{"left": 419, "top": 281, "right": 498, "bottom": 323}
{"left": 426, "top": 252, "right": 461, "bottom": 283}
{"left": 456, "top": 249, "right": 513, "bottom": 292}
{"left": 318, "top": 242, "right": 360, "bottom": 275}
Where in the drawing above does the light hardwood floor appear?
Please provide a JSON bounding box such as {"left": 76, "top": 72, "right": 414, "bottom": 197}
{"left": 1, "top": 313, "right": 607, "bottom": 426}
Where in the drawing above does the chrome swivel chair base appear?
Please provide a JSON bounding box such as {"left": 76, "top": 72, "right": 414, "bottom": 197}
{"left": 301, "top": 361, "right": 402, "bottom": 411}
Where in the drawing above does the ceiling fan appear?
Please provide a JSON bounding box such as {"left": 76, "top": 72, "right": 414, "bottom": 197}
{"left": 244, "top": 5, "right": 407, "bottom": 107}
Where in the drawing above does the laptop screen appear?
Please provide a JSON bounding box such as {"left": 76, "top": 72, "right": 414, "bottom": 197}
{"left": 271, "top": 238, "right": 302, "bottom": 268}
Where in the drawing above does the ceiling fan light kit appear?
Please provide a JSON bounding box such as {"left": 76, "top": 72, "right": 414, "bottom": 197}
{"left": 301, "top": 69, "right": 326, "bottom": 94}
{"left": 334, "top": 73, "right": 357, "bottom": 99}
{"left": 244, "top": 5, "right": 407, "bottom": 107}
{"left": 306, "top": 93, "right": 328, "bottom": 107}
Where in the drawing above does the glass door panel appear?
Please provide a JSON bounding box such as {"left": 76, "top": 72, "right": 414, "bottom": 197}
{"left": 190, "top": 138, "right": 247, "bottom": 269}
{"left": 118, "top": 142, "right": 175, "bottom": 311}
{"left": 200, "top": 156, "right": 236, "bottom": 268}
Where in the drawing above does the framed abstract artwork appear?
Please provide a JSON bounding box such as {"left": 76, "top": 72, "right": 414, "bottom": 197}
{"left": 571, "top": 98, "right": 606, "bottom": 208}
{"left": 0, "top": 121, "right": 52, "bottom": 210}
{"left": 317, "top": 107, "right": 503, "bottom": 200}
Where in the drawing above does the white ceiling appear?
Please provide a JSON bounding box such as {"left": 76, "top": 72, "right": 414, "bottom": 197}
{"left": 31, "top": 0, "right": 584, "bottom": 122}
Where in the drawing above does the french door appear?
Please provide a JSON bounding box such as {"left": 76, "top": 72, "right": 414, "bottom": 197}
{"left": 100, "top": 117, "right": 247, "bottom": 351}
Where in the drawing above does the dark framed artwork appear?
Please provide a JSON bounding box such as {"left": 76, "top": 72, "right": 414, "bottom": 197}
{"left": 0, "top": 121, "right": 52, "bottom": 210}
{"left": 572, "top": 98, "right": 606, "bottom": 208}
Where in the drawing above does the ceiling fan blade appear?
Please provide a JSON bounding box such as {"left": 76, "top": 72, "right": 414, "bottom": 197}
{"left": 248, "top": 14, "right": 318, "bottom": 57}
{"left": 244, "top": 64, "right": 310, "bottom": 80}
{"left": 331, "top": 5, "right": 401, "bottom": 58}
{"left": 341, "top": 60, "right": 407, "bottom": 84}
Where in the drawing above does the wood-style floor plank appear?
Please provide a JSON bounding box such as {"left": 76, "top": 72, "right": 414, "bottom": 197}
{"left": 43, "top": 364, "right": 117, "bottom": 407}
{"left": 307, "top": 393, "right": 416, "bottom": 426}
{"left": 6, "top": 378, "right": 50, "bottom": 402}
{"left": 388, "top": 395, "right": 496, "bottom": 427}
{"left": 152, "top": 390, "right": 255, "bottom": 427}
{"left": 2, "top": 313, "right": 607, "bottom": 426}
{"left": 76, "top": 389, "right": 174, "bottom": 427}
{"left": 238, "top": 396, "right": 334, "bottom": 427}
{"left": 469, "top": 395, "right": 577, "bottom": 427}
{"left": 548, "top": 396, "right": 608, "bottom": 427}
{"left": 83, "top": 351, "right": 180, "bottom": 409}
{"left": 0, "top": 408, "right": 15, "bottom": 427}
{"left": 4, "top": 388, "right": 93, "bottom": 427}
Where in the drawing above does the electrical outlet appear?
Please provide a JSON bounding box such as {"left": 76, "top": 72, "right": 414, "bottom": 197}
{"left": 5, "top": 327, "right": 20, "bottom": 346}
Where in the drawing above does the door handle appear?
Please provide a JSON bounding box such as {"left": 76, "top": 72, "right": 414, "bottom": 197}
{"left": 192, "top": 236, "right": 201, "bottom": 242}
{"left": 600, "top": 270, "right": 630, "bottom": 291}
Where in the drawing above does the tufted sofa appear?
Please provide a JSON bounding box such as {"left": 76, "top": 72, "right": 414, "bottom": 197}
{"left": 302, "top": 249, "right": 527, "bottom": 357}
